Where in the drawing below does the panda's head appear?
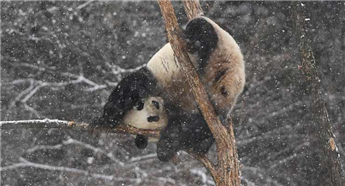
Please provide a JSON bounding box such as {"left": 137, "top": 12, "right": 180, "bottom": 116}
{"left": 122, "top": 96, "right": 167, "bottom": 149}
{"left": 123, "top": 96, "right": 167, "bottom": 130}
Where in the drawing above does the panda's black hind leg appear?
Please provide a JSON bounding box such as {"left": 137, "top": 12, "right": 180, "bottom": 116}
{"left": 183, "top": 17, "right": 218, "bottom": 73}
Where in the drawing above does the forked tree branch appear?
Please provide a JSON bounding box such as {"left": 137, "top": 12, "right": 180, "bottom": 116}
{"left": 157, "top": 0, "right": 226, "bottom": 158}
{"left": 182, "top": 0, "right": 204, "bottom": 20}
{"left": 157, "top": 1, "right": 240, "bottom": 185}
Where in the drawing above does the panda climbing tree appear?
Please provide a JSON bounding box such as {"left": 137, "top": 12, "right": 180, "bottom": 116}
{"left": 91, "top": 1, "right": 243, "bottom": 185}
{"left": 0, "top": 1, "right": 242, "bottom": 186}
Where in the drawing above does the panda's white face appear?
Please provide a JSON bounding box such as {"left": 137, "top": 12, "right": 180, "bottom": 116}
{"left": 122, "top": 97, "right": 168, "bottom": 130}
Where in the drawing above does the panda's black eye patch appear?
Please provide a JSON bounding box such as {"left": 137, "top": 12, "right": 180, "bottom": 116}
{"left": 152, "top": 100, "right": 160, "bottom": 109}
{"left": 136, "top": 100, "right": 144, "bottom": 111}
{"left": 220, "top": 86, "right": 228, "bottom": 96}
{"left": 147, "top": 116, "right": 160, "bottom": 122}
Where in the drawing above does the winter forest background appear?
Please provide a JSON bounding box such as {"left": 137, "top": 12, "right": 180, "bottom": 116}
{"left": 1, "top": 1, "right": 345, "bottom": 186}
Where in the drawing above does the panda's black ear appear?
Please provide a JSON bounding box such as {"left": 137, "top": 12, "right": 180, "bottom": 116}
{"left": 135, "top": 135, "right": 148, "bottom": 149}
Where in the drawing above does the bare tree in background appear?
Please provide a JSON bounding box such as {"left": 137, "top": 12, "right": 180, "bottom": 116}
{"left": 292, "top": 2, "right": 344, "bottom": 186}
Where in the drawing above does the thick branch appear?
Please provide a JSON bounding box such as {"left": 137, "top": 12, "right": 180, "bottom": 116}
{"left": 0, "top": 120, "right": 160, "bottom": 139}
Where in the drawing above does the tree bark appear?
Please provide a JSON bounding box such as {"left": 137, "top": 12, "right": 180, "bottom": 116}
{"left": 182, "top": 0, "right": 203, "bottom": 20}
{"left": 157, "top": 1, "right": 240, "bottom": 185}
{"left": 292, "top": 2, "right": 344, "bottom": 186}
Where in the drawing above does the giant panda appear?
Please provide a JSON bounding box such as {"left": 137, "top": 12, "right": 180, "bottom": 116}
{"left": 93, "top": 16, "right": 245, "bottom": 162}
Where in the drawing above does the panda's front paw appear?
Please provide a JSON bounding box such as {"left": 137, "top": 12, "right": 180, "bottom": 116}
{"left": 135, "top": 135, "right": 148, "bottom": 149}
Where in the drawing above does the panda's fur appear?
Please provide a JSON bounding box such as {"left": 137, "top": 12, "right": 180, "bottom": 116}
{"left": 93, "top": 16, "right": 245, "bottom": 162}
{"left": 146, "top": 17, "right": 245, "bottom": 119}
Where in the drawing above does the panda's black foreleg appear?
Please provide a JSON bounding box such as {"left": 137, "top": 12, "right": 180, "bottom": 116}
{"left": 157, "top": 119, "right": 182, "bottom": 162}
{"left": 183, "top": 17, "right": 218, "bottom": 73}
{"left": 190, "top": 135, "right": 215, "bottom": 155}
{"left": 157, "top": 108, "right": 215, "bottom": 162}
{"left": 92, "top": 67, "right": 158, "bottom": 128}
{"left": 180, "top": 114, "right": 215, "bottom": 155}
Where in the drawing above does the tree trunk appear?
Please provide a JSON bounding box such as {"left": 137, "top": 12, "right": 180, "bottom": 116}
{"left": 292, "top": 2, "right": 344, "bottom": 186}
{"left": 157, "top": 1, "right": 241, "bottom": 185}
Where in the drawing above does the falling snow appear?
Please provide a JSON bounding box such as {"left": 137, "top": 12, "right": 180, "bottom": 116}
{"left": 1, "top": 1, "right": 344, "bottom": 186}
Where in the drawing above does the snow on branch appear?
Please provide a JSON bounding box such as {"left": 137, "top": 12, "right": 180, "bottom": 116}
{"left": 0, "top": 119, "right": 160, "bottom": 139}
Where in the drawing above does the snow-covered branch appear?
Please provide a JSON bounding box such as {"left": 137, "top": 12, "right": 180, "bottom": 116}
{"left": 0, "top": 119, "right": 160, "bottom": 139}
